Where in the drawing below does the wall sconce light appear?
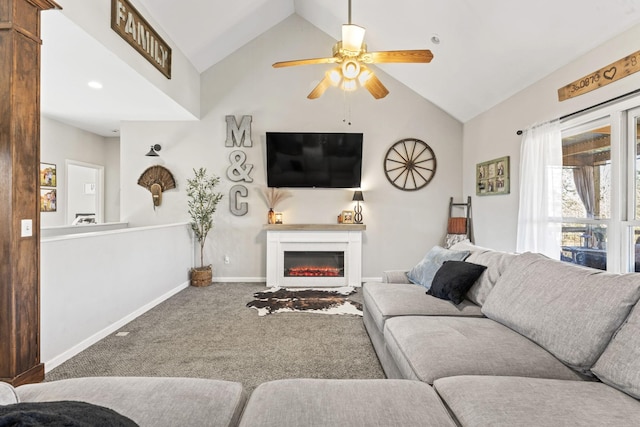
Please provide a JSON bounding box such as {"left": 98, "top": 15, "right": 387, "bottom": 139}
{"left": 352, "top": 191, "right": 364, "bottom": 224}
{"left": 145, "top": 144, "right": 162, "bottom": 157}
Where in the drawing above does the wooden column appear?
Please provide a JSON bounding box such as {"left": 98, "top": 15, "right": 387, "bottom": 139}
{"left": 0, "top": 0, "right": 59, "bottom": 386}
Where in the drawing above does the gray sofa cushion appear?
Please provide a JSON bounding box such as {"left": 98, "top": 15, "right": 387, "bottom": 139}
{"left": 239, "top": 379, "right": 457, "bottom": 427}
{"left": 482, "top": 252, "right": 640, "bottom": 374}
{"left": 16, "top": 377, "right": 246, "bottom": 427}
{"left": 363, "top": 282, "right": 483, "bottom": 333}
{"left": 434, "top": 375, "right": 640, "bottom": 427}
{"left": 0, "top": 382, "right": 18, "bottom": 405}
{"left": 592, "top": 302, "right": 640, "bottom": 399}
{"left": 384, "top": 316, "right": 584, "bottom": 384}
{"left": 464, "top": 249, "right": 518, "bottom": 306}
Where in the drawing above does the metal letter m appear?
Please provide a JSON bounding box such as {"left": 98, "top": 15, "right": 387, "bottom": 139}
{"left": 225, "top": 115, "right": 253, "bottom": 147}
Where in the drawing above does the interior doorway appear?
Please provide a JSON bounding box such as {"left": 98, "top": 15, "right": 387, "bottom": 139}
{"left": 66, "top": 160, "right": 104, "bottom": 225}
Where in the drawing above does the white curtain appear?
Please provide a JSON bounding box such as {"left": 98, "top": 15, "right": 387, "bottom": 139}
{"left": 516, "top": 120, "right": 563, "bottom": 258}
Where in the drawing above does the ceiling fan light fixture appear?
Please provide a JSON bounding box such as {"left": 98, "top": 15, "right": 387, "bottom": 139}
{"left": 342, "top": 24, "right": 366, "bottom": 53}
{"left": 328, "top": 68, "right": 342, "bottom": 85}
{"left": 342, "top": 78, "right": 357, "bottom": 92}
{"left": 358, "top": 68, "right": 372, "bottom": 85}
{"left": 342, "top": 59, "right": 361, "bottom": 79}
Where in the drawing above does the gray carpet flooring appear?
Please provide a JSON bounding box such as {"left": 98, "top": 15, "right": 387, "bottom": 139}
{"left": 45, "top": 282, "right": 384, "bottom": 392}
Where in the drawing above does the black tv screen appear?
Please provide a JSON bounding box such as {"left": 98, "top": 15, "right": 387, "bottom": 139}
{"left": 266, "top": 132, "right": 363, "bottom": 188}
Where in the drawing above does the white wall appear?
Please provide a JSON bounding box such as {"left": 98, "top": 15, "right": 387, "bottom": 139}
{"left": 463, "top": 23, "right": 640, "bottom": 252}
{"left": 119, "top": 15, "right": 464, "bottom": 280}
{"left": 104, "top": 136, "right": 121, "bottom": 222}
{"left": 41, "top": 223, "right": 193, "bottom": 370}
{"left": 41, "top": 117, "right": 120, "bottom": 227}
{"left": 56, "top": 0, "right": 200, "bottom": 119}
{"left": 66, "top": 164, "right": 97, "bottom": 223}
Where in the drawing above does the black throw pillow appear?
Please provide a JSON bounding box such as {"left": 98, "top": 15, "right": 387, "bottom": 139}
{"left": 427, "top": 260, "right": 487, "bottom": 305}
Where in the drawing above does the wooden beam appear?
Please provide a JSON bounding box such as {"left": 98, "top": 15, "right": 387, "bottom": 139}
{"left": 0, "top": 0, "right": 58, "bottom": 387}
{"left": 563, "top": 136, "right": 610, "bottom": 156}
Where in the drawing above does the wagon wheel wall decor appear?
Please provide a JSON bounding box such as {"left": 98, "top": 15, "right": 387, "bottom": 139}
{"left": 384, "top": 138, "right": 437, "bottom": 191}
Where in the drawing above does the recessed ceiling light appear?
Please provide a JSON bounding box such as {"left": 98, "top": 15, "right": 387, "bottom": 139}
{"left": 87, "top": 81, "right": 103, "bottom": 89}
{"left": 430, "top": 34, "right": 441, "bottom": 45}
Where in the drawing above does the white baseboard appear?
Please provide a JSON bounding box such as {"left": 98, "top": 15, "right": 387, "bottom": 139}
{"left": 214, "top": 277, "right": 266, "bottom": 283}
{"left": 44, "top": 281, "right": 190, "bottom": 372}
{"left": 213, "top": 277, "right": 383, "bottom": 285}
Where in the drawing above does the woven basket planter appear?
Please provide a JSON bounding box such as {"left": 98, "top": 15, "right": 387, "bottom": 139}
{"left": 191, "top": 266, "right": 212, "bottom": 287}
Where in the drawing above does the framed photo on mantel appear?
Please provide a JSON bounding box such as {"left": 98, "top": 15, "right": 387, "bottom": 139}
{"left": 476, "top": 156, "right": 510, "bottom": 196}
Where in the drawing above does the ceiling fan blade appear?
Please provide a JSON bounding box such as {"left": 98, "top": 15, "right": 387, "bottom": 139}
{"left": 307, "top": 75, "right": 333, "bottom": 99}
{"left": 273, "top": 57, "right": 339, "bottom": 68}
{"left": 365, "top": 50, "right": 433, "bottom": 64}
{"left": 362, "top": 73, "right": 389, "bottom": 99}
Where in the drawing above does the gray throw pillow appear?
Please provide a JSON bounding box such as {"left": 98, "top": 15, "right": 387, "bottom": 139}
{"left": 407, "top": 246, "right": 470, "bottom": 291}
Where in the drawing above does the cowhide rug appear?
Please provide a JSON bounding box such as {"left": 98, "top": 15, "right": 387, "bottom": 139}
{"left": 247, "top": 286, "right": 363, "bottom": 317}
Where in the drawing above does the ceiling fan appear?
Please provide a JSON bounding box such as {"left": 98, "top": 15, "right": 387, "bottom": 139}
{"left": 272, "top": 0, "right": 433, "bottom": 100}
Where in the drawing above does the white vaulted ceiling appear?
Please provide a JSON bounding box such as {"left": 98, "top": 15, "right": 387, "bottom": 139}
{"left": 42, "top": 0, "right": 640, "bottom": 136}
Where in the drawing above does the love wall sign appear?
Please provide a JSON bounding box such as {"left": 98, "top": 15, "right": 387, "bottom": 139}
{"left": 558, "top": 49, "right": 640, "bottom": 101}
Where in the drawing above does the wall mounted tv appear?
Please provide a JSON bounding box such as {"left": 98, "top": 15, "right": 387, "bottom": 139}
{"left": 266, "top": 132, "right": 363, "bottom": 188}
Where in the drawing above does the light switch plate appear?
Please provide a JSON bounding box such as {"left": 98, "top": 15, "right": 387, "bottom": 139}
{"left": 21, "top": 219, "right": 33, "bottom": 237}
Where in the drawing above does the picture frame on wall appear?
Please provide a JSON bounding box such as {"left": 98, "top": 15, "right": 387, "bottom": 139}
{"left": 40, "top": 188, "right": 57, "bottom": 212}
{"left": 476, "top": 156, "right": 510, "bottom": 196}
{"left": 40, "top": 162, "right": 57, "bottom": 187}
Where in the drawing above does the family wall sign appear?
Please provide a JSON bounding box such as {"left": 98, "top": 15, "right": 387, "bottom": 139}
{"left": 111, "top": 0, "right": 172, "bottom": 79}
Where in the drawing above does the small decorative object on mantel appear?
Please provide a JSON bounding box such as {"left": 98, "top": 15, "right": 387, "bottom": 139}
{"left": 341, "top": 210, "right": 355, "bottom": 224}
{"left": 352, "top": 191, "right": 364, "bottom": 224}
{"left": 262, "top": 187, "right": 291, "bottom": 224}
{"left": 187, "top": 168, "right": 224, "bottom": 287}
{"left": 476, "top": 156, "right": 509, "bottom": 196}
{"left": 137, "top": 165, "right": 176, "bottom": 209}
{"left": 275, "top": 212, "right": 283, "bottom": 224}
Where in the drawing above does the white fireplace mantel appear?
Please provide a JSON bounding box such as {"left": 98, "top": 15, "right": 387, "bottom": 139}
{"left": 264, "top": 224, "right": 366, "bottom": 288}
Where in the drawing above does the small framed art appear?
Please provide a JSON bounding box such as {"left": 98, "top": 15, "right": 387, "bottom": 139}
{"left": 476, "top": 156, "right": 509, "bottom": 196}
{"left": 40, "top": 162, "right": 57, "bottom": 187}
{"left": 340, "top": 210, "right": 355, "bottom": 224}
{"left": 40, "top": 188, "right": 57, "bottom": 212}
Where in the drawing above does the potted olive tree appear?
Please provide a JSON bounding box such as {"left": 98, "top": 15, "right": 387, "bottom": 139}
{"left": 187, "top": 167, "right": 223, "bottom": 287}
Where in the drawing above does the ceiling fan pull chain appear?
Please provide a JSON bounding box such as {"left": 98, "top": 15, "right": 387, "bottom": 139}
{"left": 342, "top": 90, "right": 352, "bottom": 126}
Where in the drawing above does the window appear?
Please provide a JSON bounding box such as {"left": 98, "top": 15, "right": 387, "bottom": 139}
{"left": 560, "top": 97, "right": 640, "bottom": 273}
{"left": 561, "top": 121, "right": 611, "bottom": 270}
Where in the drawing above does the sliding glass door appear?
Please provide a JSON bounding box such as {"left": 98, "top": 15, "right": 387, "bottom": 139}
{"left": 561, "top": 99, "right": 640, "bottom": 273}
{"left": 561, "top": 119, "right": 611, "bottom": 270}
{"left": 628, "top": 108, "right": 640, "bottom": 272}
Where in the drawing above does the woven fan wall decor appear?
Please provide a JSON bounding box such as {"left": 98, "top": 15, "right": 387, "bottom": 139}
{"left": 137, "top": 165, "right": 176, "bottom": 209}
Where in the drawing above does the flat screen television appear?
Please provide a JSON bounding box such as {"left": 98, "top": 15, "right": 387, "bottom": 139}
{"left": 266, "top": 132, "right": 363, "bottom": 188}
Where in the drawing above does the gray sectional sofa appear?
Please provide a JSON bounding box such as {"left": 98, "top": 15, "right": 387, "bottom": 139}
{"left": 2, "top": 242, "right": 639, "bottom": 426}
{"left": 363, "top": 241, "right": 640, "bottom": 426}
